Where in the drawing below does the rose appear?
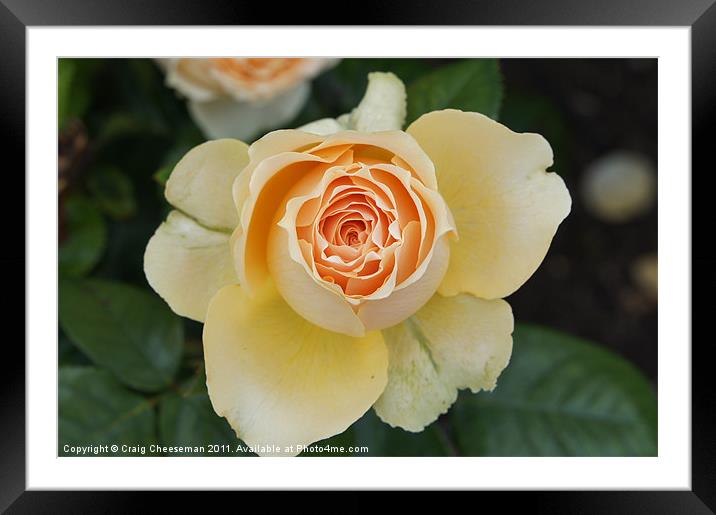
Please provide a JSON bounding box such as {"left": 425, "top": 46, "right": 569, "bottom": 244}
{"left": 158, "top": 58, "right": 337, "bottom": 140}
{"left": 145, "top": 72, "right": 571, "bottom": 455}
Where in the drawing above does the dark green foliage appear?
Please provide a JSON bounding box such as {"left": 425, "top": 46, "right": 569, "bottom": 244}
{"left": 59, "top": 278, "right": 183, "bottom": 392}
{"left": 453, "top": 324, "right": 657, "bottom": 456}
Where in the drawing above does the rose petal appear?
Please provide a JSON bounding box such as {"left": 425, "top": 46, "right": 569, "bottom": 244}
{"left": 188, "top": 82, "right": 310, "bottom": 141}
{"left": 204, "top": 283, "right": 388, "bottom": 455}
{"left": 310, "top": 131, "right": 438, "bottom": 190}
{"left": 160, "top": 58, "right": 223, "bottom": 102}
{"left": 209, "top": 58, "right": 336, "bottom": 103}
{"left": 368, "top": 166, "right": 422, "bottom": 231}
{"left": 343, "top": 72, "right": 407, "bottom": 132}
{"left": 373, "top": 292, "right": 513, "bottom": 431}
{"left": 267, "top": 220, "right": 367, "bottom": 336}
{"left": 247, "top": 129, "right": 325, "bottom": 166}
{"left": 357, "top": 235, "right": 450, "bottom": 331}
{"left": 395, "top": 221, "right": 421, "bottom": 283}
{"left": 407, "top": 109, "right": 571, "bottom": 299}
{"left": 231, "top": 128, "right": 325, "bottom": 227}
{"left": 165, "top": 138, "right": 249, "bottom": 231}
{"left": 298, "top": 117, "right": 347, "bottom": 136}
{"left": 233, "top": 154, "right": 330, "bottom": 292}
{"left": 144, "top": 210, "right": 236, "bottom": 322}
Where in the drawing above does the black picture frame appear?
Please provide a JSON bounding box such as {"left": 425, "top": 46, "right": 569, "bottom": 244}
{"left": 3, "top": 1, "right": 712, "bottom": 511}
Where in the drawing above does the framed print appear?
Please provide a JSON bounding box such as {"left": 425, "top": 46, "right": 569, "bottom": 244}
{"left": 3, "top": 0, "right": 713, "bottom": 511}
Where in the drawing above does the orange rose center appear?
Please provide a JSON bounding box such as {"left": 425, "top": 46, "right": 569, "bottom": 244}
{"left": 282, "top": 144, "right": 436, "bottom": 299}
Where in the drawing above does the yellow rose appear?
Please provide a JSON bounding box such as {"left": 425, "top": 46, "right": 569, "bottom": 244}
{"left": 144, "top": 72, "right": 571, "bottom": 455}
{"left": 158, "top": 58, "right": 337, "bottom": 140}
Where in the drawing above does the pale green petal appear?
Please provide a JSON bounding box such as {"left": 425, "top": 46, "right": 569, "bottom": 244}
{"left": 144, "top": 210, "right": 236, "bottom": 322}
{"left": 343, "top": 72, "right": 407, "bottom": 132}
{"left": 374, "top": 292, "right": 513, "bottom": 432}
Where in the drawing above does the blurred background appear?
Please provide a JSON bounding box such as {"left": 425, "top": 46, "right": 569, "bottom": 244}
{"left": 501, "top": 59, "right": 658, "bottom": 382}
{"left": 58, "top": 58, "right": 657, "bottom": 457}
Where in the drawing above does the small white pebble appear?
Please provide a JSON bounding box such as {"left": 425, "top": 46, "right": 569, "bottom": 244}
{"left": 581, "top": 151, "right": 656, "bottom": 223}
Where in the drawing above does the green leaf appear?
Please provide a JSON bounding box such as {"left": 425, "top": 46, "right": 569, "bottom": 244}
{"left": 57, "top": 59, "right": 75, "bottom": 129}
{"left": 59, "top": 332, "right": 91, "bottom": 367}
{"left": 313, "top": 58, "right": 436, "bottom": 118}
{"left": 87, "top": 166, "right": 137, "bottom": 220}
{"left": 58, "top": 59, "right": 93, "bottom": 130}
{"left": 59, "top": 366, "right": 156, "bottom": 456}
{"left": 453, "top": 324, "right": 657, "bottom": 456}
{"left": 153, "top": 165, "right": 173, "bottom": 186}
{"left": 59, "top": 194, "right": 107, "bottom": 277}
{"left": 59, "top": 278, "right": 184, "bottom": 392}
{"left": 94, "top": 216, "right": 165, "bottom": 285}
{"left": 307, "top": 410, "right": 452, "bottom": 457}
{"left": 406, "top": 59, "right": 503, "bottom": 124}
{"left": 306, "top": 427, "right": 361, "bottom": 457}
{"left": 354, "top": 410, "right": 453, "bottom": 456}
{"left": 122, "top": 59, "right": 189, "bottom": 130}
{"left": 94, "top": 112, "right": 166, "bottom": 148}
{"left": 158, "top": 378, "right": 253, "bottom": 457}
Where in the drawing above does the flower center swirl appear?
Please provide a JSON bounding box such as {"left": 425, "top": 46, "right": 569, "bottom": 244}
{"left": 276, "top": 140, "right": 454, "bottom": 306}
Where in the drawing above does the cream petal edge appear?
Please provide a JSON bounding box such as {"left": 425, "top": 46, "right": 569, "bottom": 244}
{"left": 203, "top": 282, "right": 388, "bottom": 456}
{"left": 407, "top": 109, "right": 571, "bottom": 300}
{"left": 165, "top": 138, "right": 250, "bottom": 232}
{"left": 144, "top": 210, "right": 237, "bottom": 322}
